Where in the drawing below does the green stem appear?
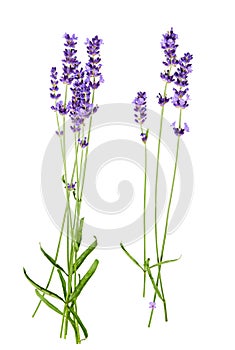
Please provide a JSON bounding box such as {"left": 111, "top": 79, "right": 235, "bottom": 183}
{"left": 148, "top": 109, "right": 182, "bottom": 327}
{"left": 32, "top": 206, "right": 67, "bottom": 317}
{"left": 79, "top": 89, "right": 95, "bottom": 201}
{"left": 154, "top": 80, "right": 169, "bottom": 262}
{"left": 73, "top": 133, "right": 81, "bottom": 341}
{"left": 142, "top": 131, "right": 147, "bottom": 298}
{"left": 32, "top": 148, "right": 79, "bottom": 317}
{"left": 160, "top": 109, "right": 182, "bottom": 261}
{"left": 149, "top": 74, "right": 171, "bottom": 325}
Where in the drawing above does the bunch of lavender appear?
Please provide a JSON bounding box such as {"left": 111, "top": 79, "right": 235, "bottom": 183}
{"left": 23, "top": 33, "right": 103, "bottom": 344}
{"left": 121, "top": 28, "right": 193, "bottom": 326}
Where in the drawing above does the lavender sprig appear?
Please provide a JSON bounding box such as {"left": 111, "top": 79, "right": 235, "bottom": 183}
{"left": 26, "top": 33, "right": 103, "bottom": 345}
{"left": 85, "top": 35, "right": 104, "bottom": 90}
{"left": 148, "top": 32, "right": 193, "bottom": 328}
{"left": 150, "top": 28, "right": 179, "bottom": 326}
{"left": 60, "top": 33, "right": 80, "bottom": 85}
{"left": 132, "top": 91, "right": 148, "bottom": 297}
{"left": 133, "top": 91, "right": 147, "bottom": 125}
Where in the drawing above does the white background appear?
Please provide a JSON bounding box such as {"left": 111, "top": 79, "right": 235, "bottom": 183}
{"left": 1, "top": 0, "right": 235, "bottom": 349}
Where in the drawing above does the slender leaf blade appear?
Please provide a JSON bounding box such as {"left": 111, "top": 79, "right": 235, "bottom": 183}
{"left": 73, "top": 237, "right": 97, "bottom": 273}
{"left": 39, "top": 244, "right": 68, "bottom": 276}
{"left": 35, "top": 290, "right": 63, "bottom": 315}
{"left": 69, "top": 259, "right": 99, "bottom": 302}
{"left": 23, "top": 268, "right": 65, "bottom": 302}
{"left": 150, "top": 256, "right": 182, "bottom": 269}
{"left": 57, "top": 269, "right": 67, "bottom": 299}
{"left": 120, "top": 243, "right": 144, "bottom": 272}
{"left": 75, "top": 216, "right": 84, "bottom": 248}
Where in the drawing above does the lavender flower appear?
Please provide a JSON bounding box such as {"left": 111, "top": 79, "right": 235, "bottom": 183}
{"left": 171, "top": 121, "right": 190, "bottom": 136}
{"left": 172, "top": 52, "right": 193, "bottom": 108}
{"left": 60, "top": 33, "right": 80, "bottom": 85}
{"left": 184, "top": 122, "right": 190, "bottom": 132}
{"left": 85, "top": 35, "right": 104, "bottom": 89}
{"left": 149, "top": 301, "right": 156, "bottom": 309}
{"left": 172, "top": 88, "right": 190, "bottom": 109}
{"left": 161, "top": 27, "right": 178, "bottom": 67}
{"left": 69, "top": 73, "right": 99, "bottom": 132}
{"left": 78, "top": 137, "right": 89, "bottom": 148}
{"left": 160, "top": 70, "right": 175, "bottom": 83}
{"left": 55, "top": 130, "right": 64, "bottom": 136}
{"left": 51, "top": 100, "right": 71, "bottom": 115}
{"left": 157, "top": 93, "right": 171, "bottom": 106}
{"left": 66, "top": 182, "right": 76, "bottom": 191}
{"left": 133, "top": 92, "right": 147, "bottom": 124}
{"left": 140, "top": 132, "right": 148, "bottom": 143}
{"left": 50, "top": 67, "right": 61, "bottom": 100}
{"left": 68, "top": 35, "right": 103, "bottom": 133}
{"left": 174, "top": 53, "right": 193, "bottom": 87}
{"left": 179, "top": 53, "right": 193, "bottom": 73}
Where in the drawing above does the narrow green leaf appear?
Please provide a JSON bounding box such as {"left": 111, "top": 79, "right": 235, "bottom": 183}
{"left": 57, "top": 269, "right": 67, "bottom": 299}
{"left": 39, "top": 244, "right": 68, "bottom": 276}
{"left": 120, "top": 243, "right": 144, "bottom": 272}
{"left": 150, "top": 256, "right": 182, "bottom": 269}
{"left": 23, "top": 268, "right": 65, "bottom": 302}
{"left": 145, "top": 261, "right": 164, "bottom": 301}
{"left": 73, "top": 237, "right": 97, "bottom": 273}
{"left": 35, "top": 290, "right": 63, "bottom": 315}
{"left": 69, "top": 259, "right": 99, "bottom": 302}
{"left": 75, "top": 216, "right": 84, "bottom": 247}
{"left": 68, "top": 307, "right": 88, "bottom": 339}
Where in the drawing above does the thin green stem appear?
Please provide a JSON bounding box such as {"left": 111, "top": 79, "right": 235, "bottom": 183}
{"left": 154, "top": 79, "right": 169, "bottom": 262}
{"left": 143, "top": 143, "right": 147, "bottom": 297}
{"left": 79, "top": 89, "right": 95, "bottom": 201}
{"left": 73, "top": 133, "right": 81, "bottom": 341}
{"left": 160, "top": 109, "right": 182, "bottom": 261}
{"left": 149, "top": 74, "right": 171, "bottom": 325}
{"left": 148, "top": 109, "right": 182, "bottom": 327}
{"left": 141, "top": 127, "right": 147, "bottom": 298}
{"left": 32, "top": 206, "right": 67, "bottom": 317}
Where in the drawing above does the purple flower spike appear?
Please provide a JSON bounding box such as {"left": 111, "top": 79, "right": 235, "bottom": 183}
{"left": 68, "top": 36, "right": 103, "bottom": 133}
{"left": 149, "top": 301, "right": 156, "bottom": 309}
{"left": 66, "top": 182, "right": 76, "bottom": 191}
{"left": 174, "top": 52, "right": 193, "bottom": 88}
{"left": 133, "top": 92, "right": 147, "bottom": 124}
{"left": 172, "top": 52, "right": 193, "bottom": 108}
{"left": 60, "top": 33, "right": 80, "bottom": 85}
{"left": 78, "top": 137, "right": 89, "bottom": 148}
{"left": 161, "top": 27, "right": 178, "bottom": 67}
{"left": 50, "top": 67, "right": 61, "bottom": 100}
{"left": 85, "top": 35, "right": 104, "bottom": 90}
{"left": 157, "top": 93, "right": 171, "bottom": 106}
